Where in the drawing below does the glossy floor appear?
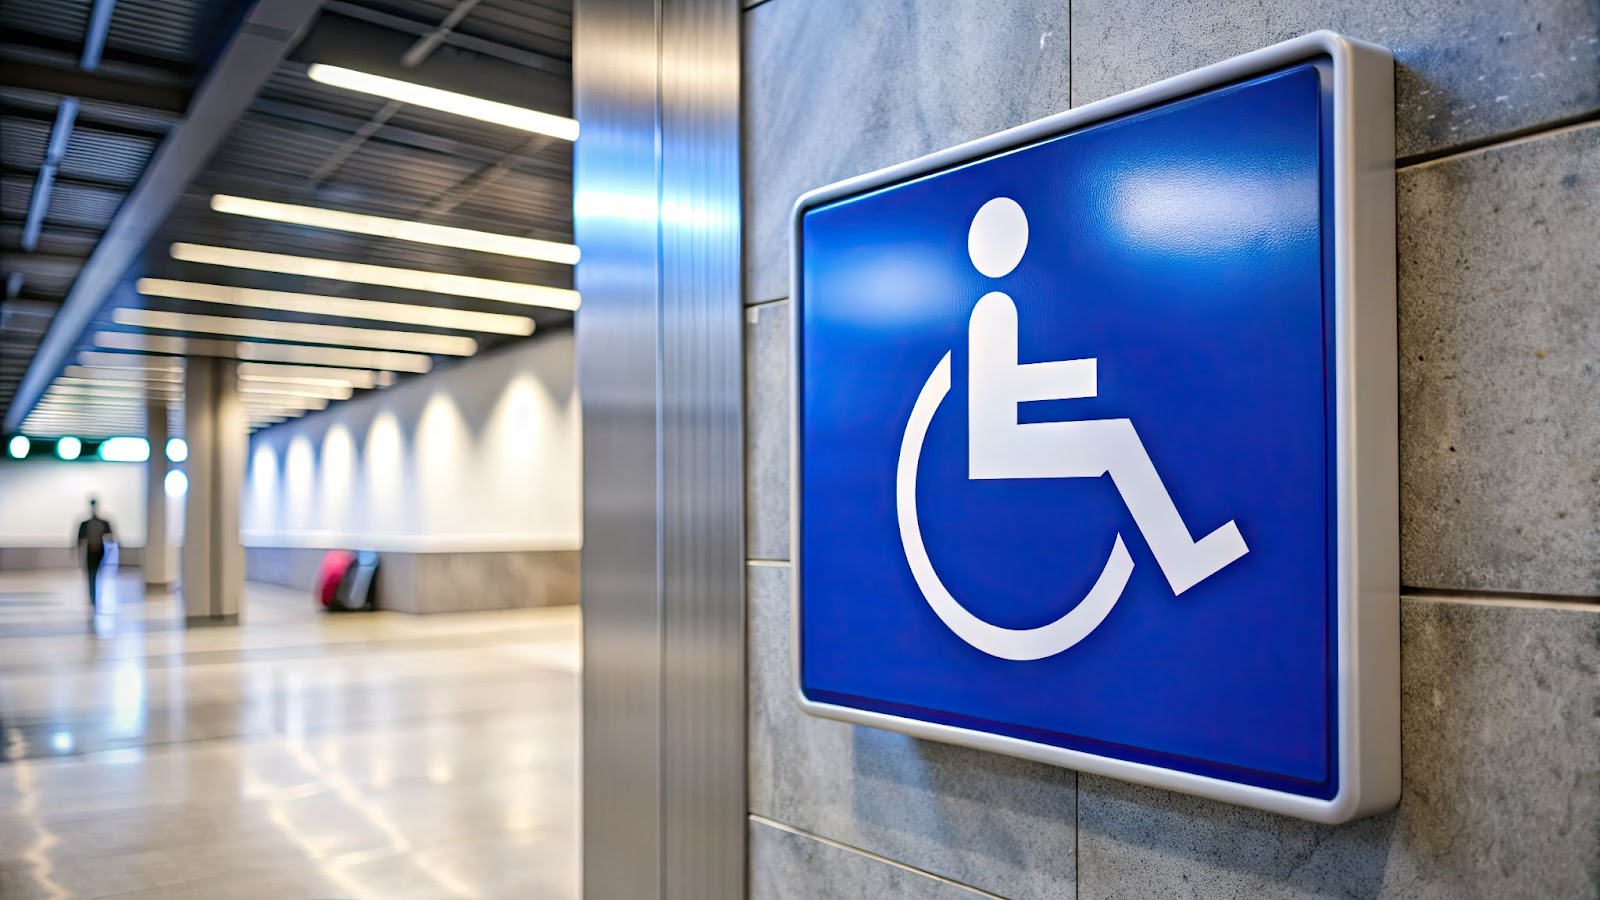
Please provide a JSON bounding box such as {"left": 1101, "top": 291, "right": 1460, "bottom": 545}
{"left": 0, "top": 569, "right": 580, "bottom": 899}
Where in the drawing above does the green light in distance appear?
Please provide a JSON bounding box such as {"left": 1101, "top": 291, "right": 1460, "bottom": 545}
{"left": 7, "top": 436, "right": 28, "bottom": 458}
{"left": 166, "top": 438, "right": 188, "bottom": 462}
{"left": 99, "top": 437, "right": 150, "bottom": 462}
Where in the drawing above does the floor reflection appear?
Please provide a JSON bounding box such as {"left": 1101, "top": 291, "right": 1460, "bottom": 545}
{"left": 0, "top": 570, "right": 580, "bottom": 899}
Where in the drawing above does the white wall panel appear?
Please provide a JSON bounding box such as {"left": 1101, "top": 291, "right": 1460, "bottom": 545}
{"left": 0, "top": 460, "right": 148, "bottom": 546}
{"left": 242, "top": 332, "right": 580, "bottom": 551}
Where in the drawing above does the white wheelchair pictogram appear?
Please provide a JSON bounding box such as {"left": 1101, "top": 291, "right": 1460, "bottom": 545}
{"left": 896, "top": 197, "right": 1251, "bottom": 661}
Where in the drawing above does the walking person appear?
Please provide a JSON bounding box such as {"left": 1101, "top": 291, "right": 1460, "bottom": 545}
{"left": 75, "top": 497, "right": 116, "bottom": 614}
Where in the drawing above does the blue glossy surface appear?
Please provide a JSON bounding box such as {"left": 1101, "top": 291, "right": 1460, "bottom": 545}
{"left": 798, "top": 64, "right": 1338, "bottom": 796}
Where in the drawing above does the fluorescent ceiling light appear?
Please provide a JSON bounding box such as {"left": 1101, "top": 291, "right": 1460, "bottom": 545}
{"left": 25, "top": 418, "right": 136, "bottom": 425}
{"left": 77, "top": 352, "right": 183, "bottom": 371}
{"left": 29, "top": 408, "right": 145, "bottom": 418}
{"left": 97, "top": 333, "right": 240, "bottom": 356}
{"left": 8, "top": 436, "right": 28, "bottom": 458}
{"left": 170, "top": 243, "right": 580, "bottom": 310}
{"left": 46, "top": 391, "right": 174, "bottom": 406}
{"left": 34, "top": 396, "right": 148, "bottom": 407}
{"left": 61, "top": 377, "right": 171, "bottom": 392}
{"left": 99, "top": 437, "right": 150, "bottom": 462}
{"left": 238, "top": 381, "right": 352, "bottom": 401}
{"left": 47, "top": 393, "right": 175, "bottom": 407}
{"left": 112, "top": 309, "right": 478, "bottom": 356}
{"left": 137, "top": 278, "right": 534, "bottom": 336}
{"left": 54, "top": 378, "right": 179, "bottom": 393}
{"left": 306, "top": 64, "right": 579, "bottom": 141}
{"left": 64, "top": 365, "right": 182, "bottom": 382}
{"left": 95, "top": 332, "right": 434, "bottom": 374}
{"left": 237, "top": 395, "right": 328, "bottom": 413}
{"left": 237, "top": 363, "right": 378, "bottom": 389}
{"left": 165, "top": 470, "right": 188, "bottom": 497}
{"left": 209, "top": 195, "right": 580, "bottom": 265}
{"left": 167, "top": 438, "right": 188, "bottom": 462}
{"left": 57, "top": 436, "right": 81, "bottom": 460}
{"left": 237, "top": 342, "right": 431, "bottom": 375}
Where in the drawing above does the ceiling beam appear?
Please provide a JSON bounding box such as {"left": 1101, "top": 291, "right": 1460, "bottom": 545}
{"left": 0, "top": 104, "right": 170, "bottom": 140}
{"left": 0, "top": 58, "right": 191, "bottom": 114}
{"left": 320, "top": 1, "right": 570, "bottom": 78}
{"left": 5, "top": 0, "right": 329, "bottom": 432}
{"left": 2, "top": 166, "right": 134, "bottom": 193}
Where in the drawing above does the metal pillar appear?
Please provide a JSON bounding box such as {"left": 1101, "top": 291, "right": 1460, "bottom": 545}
{"left": 144, "top": 397, "right": 174, "bottom": 587}
{"left": 574, "top": 0, "right": 745, "bottom": 897}
{"left": 181, "top": 357, "right": 245, "bottom": 625}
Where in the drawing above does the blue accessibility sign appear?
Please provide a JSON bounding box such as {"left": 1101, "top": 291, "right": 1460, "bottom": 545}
{"left": 792, "top": 34, "right": 1400, "bottom": 822}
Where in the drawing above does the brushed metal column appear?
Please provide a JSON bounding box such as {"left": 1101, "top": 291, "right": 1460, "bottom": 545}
{"left": 182, "top": 357, "right": 245, "bottom": 625}
{"left": 574, "top": 1, "right": 745, "bottom": 897}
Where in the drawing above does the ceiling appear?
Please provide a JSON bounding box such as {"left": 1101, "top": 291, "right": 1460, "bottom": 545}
{"left": 0, "top": 0, "right": 574, "bottom": 437}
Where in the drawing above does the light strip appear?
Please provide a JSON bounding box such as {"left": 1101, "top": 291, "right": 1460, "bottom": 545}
{"left": 64, "top": 365, "right": 183, "bottom": 382}
{"left": 242, "top": 396, "right": 328, "bottom": 412}
{"left": 112, "top": 309, "right": 478, "bottom": 356}
{"left": 28, "top": 417, "right": 147, "bottom": 424}
{"left": 46, "top": 387, "right": 177, "bottom": 402}
{"left": 77, "top": 352, "right": 183, "bottom": 371}
{"left": 306, "top": 64, "right": 579, "bottom": 141}
{"left": 30, "top": 401, "right": 147, "bottom": 410}
{"left": 209, "top": 196, "right": 579, "bottom": 265}
{"left": 237, "top": 363, "right": 378, "bottom": 389}
{"left": 99, "top": 437, "right": 150, "bottom": 462}
{"left": 238, "top": 382, "right": 352, "bottom": 401}
{"left": 95, "top": 332, "right": 434, "bottom": 374}
{"left": 237, "top": 342, "right": 427, "bottom": 375}
{"left": 33, "top": 397, "right": 157, "bottom": 408}
{"left": 32, "top": 411, "right": 147, "bottom": 419}
{"left": 170, "top": 243, "right": 580, "bottom": 310}
{"left": 54, "top": 377, "right": 180, "bottom": 391}
{"left": 28, "top": 422, "right": 146, "bottom": 427}
{"left": 137, "top": 278, "right": 535, "bottom": 336}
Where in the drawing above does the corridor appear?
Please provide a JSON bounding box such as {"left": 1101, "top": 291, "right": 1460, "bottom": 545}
{"left": 0, "top": 572, "right": 580, "bottom": 899}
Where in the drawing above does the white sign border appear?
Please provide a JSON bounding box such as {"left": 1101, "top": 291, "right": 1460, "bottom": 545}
{"left": 788, "top": 31, "right": 1399, "bottom": 824}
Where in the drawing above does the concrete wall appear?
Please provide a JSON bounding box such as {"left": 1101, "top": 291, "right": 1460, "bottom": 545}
{"left": 242, "top": 332, "right": 582, "bottom": 611}
{"left": 244, "top": 546, "right": 579, "bottom": 613}
{"left": 742, "top": 2, "right": 1599, "bottom": 897}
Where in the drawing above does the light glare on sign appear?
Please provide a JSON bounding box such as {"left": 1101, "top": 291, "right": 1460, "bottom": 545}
{"left": 791, "top": 33, "right": 1398, "bottom": 823}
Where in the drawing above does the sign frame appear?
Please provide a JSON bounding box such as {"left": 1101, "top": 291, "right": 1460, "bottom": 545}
{"left": 788, "top": 31, "right": 1398, "bottom": 823}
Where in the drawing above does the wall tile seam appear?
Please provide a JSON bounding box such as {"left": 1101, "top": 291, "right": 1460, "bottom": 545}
{"left": 1397, "top": 113, "right": 1600, "bottom": 171}
{"left": 1403, "top": 589, "right": 1600, "bottom": 612}
{"left": 748, "top": 814, "right": 1006, "bottom": 899}
{"left": 745, "top": 295, "right": 788, "bottom": 314}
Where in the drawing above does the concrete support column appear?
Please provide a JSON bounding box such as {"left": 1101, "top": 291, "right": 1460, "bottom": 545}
{"left": 181, "top": 357, "right": 245, "bottom": 625}
{"left": 144, "top": 398, "right": 174, "bottom": 587}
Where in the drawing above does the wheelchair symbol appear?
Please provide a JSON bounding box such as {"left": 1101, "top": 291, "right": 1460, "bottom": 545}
{"left": 897, "top": 197, "right": 1251, "bottom": 661}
